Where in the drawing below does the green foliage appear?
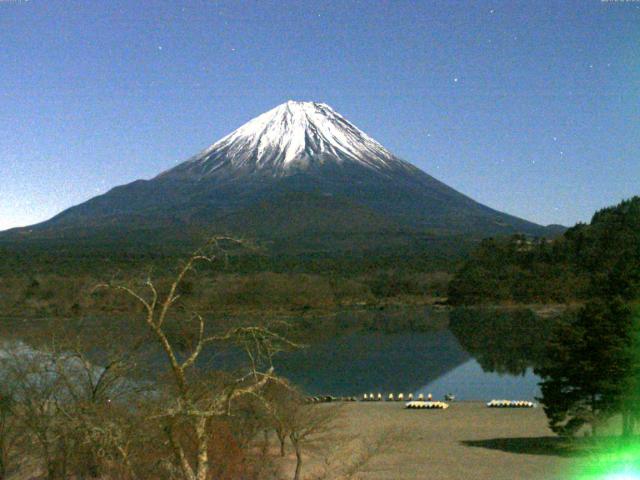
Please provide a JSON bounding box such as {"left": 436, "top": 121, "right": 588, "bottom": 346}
{"left": 535, "top": 298, "right": 638, "bottom": 436}
{"left": 448, "top": 196, "right": 640, "bottom": 305}
{"left": 448, "top": 198, "right": 640, "bottom": 437}
{"left": 620, "top": 304, "right": 640, "bottom": 436}
{"left": 448, "top": 236, "right": 585, "bottom": 304}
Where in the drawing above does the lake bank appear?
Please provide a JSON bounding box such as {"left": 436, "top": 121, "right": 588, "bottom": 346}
{"left": 276, "top": 401, "right": 583, "bottom": 480}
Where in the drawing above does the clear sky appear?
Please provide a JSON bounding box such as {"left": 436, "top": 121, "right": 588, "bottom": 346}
{"left": 1, "top": 0, "right": 638, "bottom": 230}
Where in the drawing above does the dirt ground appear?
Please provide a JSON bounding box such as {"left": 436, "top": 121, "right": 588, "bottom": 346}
{"left": 302, "top": 401, "right": 584, "bottom": 480}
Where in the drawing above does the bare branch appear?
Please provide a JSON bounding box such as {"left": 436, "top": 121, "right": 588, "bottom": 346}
{"left": 180, "top": 313, "right": 205, "bottom": 371}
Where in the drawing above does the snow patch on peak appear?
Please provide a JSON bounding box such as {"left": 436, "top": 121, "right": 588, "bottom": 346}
{"left": 164, "top": 101, "right": 410, "bottom": 179}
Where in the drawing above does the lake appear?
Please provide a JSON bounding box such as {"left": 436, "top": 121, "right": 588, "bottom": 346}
{"left": 213, "top": 306, "right": 557, "bottom": 401}
{"left": 1, "top": 307, "right": 558, "bottom": 402}
{"left": 271, "top": 330, "right": 542, "bottom": 400}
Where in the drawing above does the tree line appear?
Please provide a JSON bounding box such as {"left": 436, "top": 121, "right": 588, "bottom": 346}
{"left": 448, "top": 196, "right": 640, "bottom": 305}
{"left": 449, "top": 197, "right": 640, "bottom": 438}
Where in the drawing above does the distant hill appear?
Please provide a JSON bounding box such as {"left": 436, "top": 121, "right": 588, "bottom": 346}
{"left": 448, "top": 196, "right": 640, "bottom": 305}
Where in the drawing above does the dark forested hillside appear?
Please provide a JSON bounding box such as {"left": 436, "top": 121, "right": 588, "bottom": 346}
{"left": 448, "top": 196, "right": 640, "bottom": 305}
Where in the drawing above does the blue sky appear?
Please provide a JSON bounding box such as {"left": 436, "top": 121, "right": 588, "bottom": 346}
{"left": 1, "top": 0, "right": 638, "bottom": 230}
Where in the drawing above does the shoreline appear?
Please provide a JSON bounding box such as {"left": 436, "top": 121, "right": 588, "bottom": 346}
{"left": 289, "top": 401, "right": 582, "bottom": 480}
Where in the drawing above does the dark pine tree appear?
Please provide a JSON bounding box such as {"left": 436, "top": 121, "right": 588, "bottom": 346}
{"left": 620, "top": 305, "right": 640, "bottom": 437}
{"left": 536, "top": 298, "right": 634, "bottom": 437}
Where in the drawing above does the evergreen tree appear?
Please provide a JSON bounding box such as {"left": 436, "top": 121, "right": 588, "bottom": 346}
{"left": 536, "top": 298, "right": 634, "bottom": 436}
{"left": 448, "top": 196, "right": 640, "bottom": 305}
{"left": 620, "top": 305, "right": 640, "bottom": 437}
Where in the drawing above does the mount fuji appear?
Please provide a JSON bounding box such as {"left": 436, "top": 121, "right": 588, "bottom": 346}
{"left": 4, "top": 101, "right": 559, "bottom": 249}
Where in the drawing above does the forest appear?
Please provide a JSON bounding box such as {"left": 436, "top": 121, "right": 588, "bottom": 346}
{"left": 448, "top": 196, "right": 640, "bottom": 305}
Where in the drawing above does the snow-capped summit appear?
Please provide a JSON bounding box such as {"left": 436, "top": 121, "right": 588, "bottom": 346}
{"left": 160, "top": 101, "right": 409, "bottom": 179}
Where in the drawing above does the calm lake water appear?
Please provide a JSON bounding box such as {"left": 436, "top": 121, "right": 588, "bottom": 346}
{"left": 2, "top": 307, "right": 556, "bottom": 402}
{"left": 271, "top": 330, "right": 542, "bottom": 400}
{"left": 220, "top": 307, "right": 556, "bottom": 401}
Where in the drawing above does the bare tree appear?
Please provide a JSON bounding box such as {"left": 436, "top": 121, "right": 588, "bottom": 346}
{"left": 0, "top": 388, "right": 18, "bottom": 480}
{"left": 309, "top": 428, "right": 404, "bottom": 480}
{"left": 286, "top": 403, "right": 342, "bottom": 480}
{"left": 260, "top": 379, "right": 305, "bottom": 458}
{"left": 0, "top": 344, "right": 73, "bottom": 480}
{"left": 0, "top": 334, "right": 146, "bottom": 480}
{"left": 52, "top": 348, "right": 144, "bottom": 479}
{"left": 93, "top": 237, "right": 298, "bottom": 480}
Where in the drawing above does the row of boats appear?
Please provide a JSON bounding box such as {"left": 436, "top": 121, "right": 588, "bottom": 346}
{"left": 405, "top": 401, "right": 449, "bottom": 409}
{"left": 405, "top": 399, "right": 536, "bottom": 409}
{"left": 306, "top": 393, "right": 440, "bottom": 403}
{"left": 486, "top": 399, "right": 536, "bottom": 408}
{"left": 306, "top": 395, "right": 536, "bottom": 408}
{"left": 362, "top": 393, "right": 446, "bottom": 402}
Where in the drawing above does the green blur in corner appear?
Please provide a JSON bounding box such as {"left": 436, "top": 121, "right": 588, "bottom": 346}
{"left": 572, "top": 440, "right": 640, "bottom": 480}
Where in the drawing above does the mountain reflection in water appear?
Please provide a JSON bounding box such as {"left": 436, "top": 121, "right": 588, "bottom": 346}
{"left": 417, "top": 361, "right": 541, "bottom": 401}
{"left": 273, "top": 329, "right": 469, "bottom": 396}
{"left": 1, "top": 308, "right": 560, "bottom": 401}
{"left": 262, "top": 307, "right": 558, "bottom": 400}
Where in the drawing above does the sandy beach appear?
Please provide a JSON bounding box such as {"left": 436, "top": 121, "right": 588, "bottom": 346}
{"left": 292, "top": 401, "right": 584, "bottom": 480}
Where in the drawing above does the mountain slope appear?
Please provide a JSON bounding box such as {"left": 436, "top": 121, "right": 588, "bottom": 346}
{"left": 3, "top": 101, "right": 558, "bottom": 247}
